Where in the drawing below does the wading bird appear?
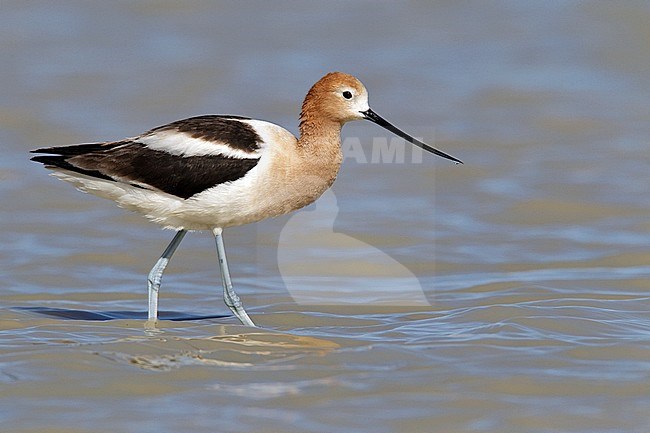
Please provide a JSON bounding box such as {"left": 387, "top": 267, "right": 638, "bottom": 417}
{"left": 31, "top": 72, "right": 462, "bottom": 327}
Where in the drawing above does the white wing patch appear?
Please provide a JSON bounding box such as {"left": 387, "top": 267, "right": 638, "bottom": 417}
{"left": 137, "top": 129, "right": 261, "bottom": 159}
{"left": 136, "top": 118, "right": 295, "bottom": 160}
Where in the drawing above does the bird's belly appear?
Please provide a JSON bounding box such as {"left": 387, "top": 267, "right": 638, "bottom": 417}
{"left": 171, "top": 159, "right": 338, "bottom": 230}
{"left": 51, "top": 143, "right": 342, "bottom": 231}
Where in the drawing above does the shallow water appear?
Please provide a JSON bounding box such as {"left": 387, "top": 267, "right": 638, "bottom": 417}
{"left": 1, "top": 2, "right": 649, "bottom": 432}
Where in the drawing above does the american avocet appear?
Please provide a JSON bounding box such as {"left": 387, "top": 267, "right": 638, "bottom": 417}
{"left": 31, "top": 72, "right": 462, "bottom": 327}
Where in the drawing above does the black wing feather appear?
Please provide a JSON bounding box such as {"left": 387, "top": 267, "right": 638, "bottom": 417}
{"left": 31, "top": 141, "right": 259, "bottom": 199}
{"left": 31, "top": 116, "right": 263, "bottom": 199}
{"left": 30, "top": 141, "right": 126, "bottom": 156}
{"left": 30, "top": 154, "right": 116, "bottom": 182}
{"left": 147, "top": 115, "right": 262, "bottom": 153}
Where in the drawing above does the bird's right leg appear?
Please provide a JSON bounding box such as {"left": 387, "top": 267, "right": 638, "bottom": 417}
{"left": 147, "top": 230, "right": 187, "bottom": 320}
{"left": 212, "top": 227, "right": 256, "bottom": 327}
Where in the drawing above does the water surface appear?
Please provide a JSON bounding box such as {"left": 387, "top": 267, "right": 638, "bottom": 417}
{"left": 1, "top": 2, "right": 649, "bottom": 432}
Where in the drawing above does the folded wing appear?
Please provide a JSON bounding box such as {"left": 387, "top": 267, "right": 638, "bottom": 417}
{"left": 31, "top": 115, "right": 264, "bottom": 200}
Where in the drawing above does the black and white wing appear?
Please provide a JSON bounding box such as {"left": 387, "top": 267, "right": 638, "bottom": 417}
{"left": 31, "top": 115, "right": 267, "bottom": 199}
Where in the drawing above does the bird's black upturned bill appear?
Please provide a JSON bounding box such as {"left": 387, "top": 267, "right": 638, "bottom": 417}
{"left": 361, "top": 108, "right": 463, "bottom": 164}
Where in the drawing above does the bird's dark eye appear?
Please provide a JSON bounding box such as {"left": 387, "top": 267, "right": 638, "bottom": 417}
{"left": 342, "top": 91, "right": 352, "bottom": 99}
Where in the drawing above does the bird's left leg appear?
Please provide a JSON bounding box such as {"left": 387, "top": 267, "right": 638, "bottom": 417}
{"left": 147, "top": 230, "right": 187, "bottom": 320}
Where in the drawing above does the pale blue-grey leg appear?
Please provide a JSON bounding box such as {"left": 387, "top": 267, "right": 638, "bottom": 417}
{"left": 147, "top": 230, "right": 187, "bottom": 320}
{"left": 212, "top": 227, "right": 256, "bottom": 327}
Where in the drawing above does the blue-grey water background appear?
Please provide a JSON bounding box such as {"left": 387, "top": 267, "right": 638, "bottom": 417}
{"left": 1, "top": 2, "right": 650, "bottom": 432}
